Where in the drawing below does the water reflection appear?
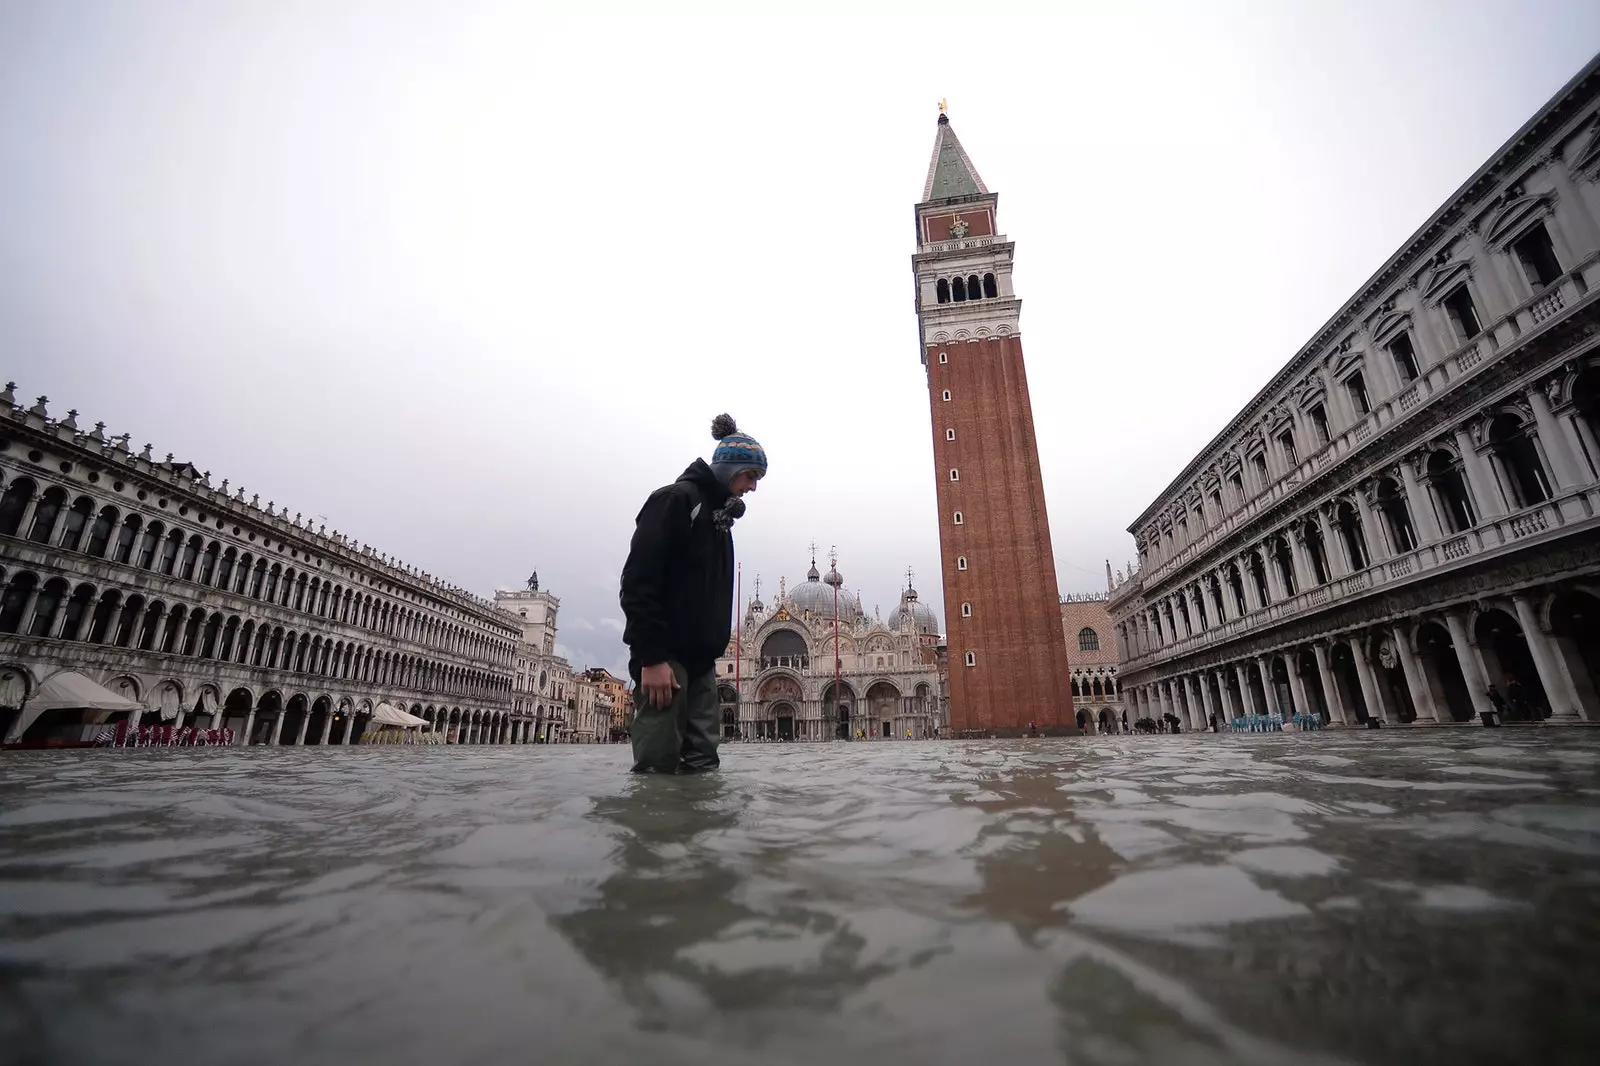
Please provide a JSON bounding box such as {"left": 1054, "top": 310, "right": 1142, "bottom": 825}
{"left": 0, "top": 734, "right": 1596, "bottom": 1065}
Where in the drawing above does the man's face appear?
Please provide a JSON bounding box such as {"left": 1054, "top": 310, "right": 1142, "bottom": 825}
{"left": 729, "top": 470, "right": 762, "bottom": 497}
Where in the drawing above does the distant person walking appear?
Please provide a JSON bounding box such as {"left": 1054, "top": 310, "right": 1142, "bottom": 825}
{"left": 620, "top": 414, "right": 767, "bottom": 774}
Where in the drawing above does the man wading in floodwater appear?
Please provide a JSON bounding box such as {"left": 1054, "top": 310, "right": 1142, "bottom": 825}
{"left": 619, "top": 414, "right": 766, "bottom": 773}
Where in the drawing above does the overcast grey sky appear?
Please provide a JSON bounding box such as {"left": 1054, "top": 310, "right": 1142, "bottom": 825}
{"left": 4, "top": 2, "right": 1599, "bottom": 676}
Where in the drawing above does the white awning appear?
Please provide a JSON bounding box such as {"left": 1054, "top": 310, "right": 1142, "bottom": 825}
{"left": 370, "top": 702, "right": 429, "bottom": 728}
{"left": 28, "top": 671, "right": 146, "bottom": 714}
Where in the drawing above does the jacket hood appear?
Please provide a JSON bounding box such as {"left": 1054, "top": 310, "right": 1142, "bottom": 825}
{"left": 677, "top": 459, "right": 732, "bottom": 508}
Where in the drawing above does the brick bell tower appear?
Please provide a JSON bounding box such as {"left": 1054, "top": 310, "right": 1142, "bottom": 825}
{"left": 912, "top": 105, "right": 1076, "bottom": 736}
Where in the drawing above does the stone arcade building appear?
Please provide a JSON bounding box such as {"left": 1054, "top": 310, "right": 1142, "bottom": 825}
{"left": 0, "top": 388, "right": 526, "bottom": 744}
{"left": 1108, "top": 57, "right": 1600, "bottom": 730}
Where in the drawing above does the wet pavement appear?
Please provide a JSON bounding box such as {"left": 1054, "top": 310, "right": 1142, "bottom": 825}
{"left": 1, "top": 730, "right": 1598, "bottom": 1065}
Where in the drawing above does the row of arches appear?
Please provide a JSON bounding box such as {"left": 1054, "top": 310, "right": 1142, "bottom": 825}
{"left": 0, "top": 474, "right": 515, "bottom": 665}
{"left": 0, "top": 673, "right": 527, "bottom": 746}
{"left": 934, "top": 272, "right": 998, "bottom": 304}
{"left": 1137, "top": 365, "right": 1600, "bottom": 576}
{"left": 1125, "top": 373, "right": 1600, "bottom": 659}
{"left": 1070, "top": 675, "right": 1119, "bottom": 699}
{"left": 721, "top": 674, "right": 938, "bottom": 740}
{"left": 0, "top": 568, "right": 511, "bottom": 701}
{"left": 1130, "top": 587, "right": 1600, "bottom": 730}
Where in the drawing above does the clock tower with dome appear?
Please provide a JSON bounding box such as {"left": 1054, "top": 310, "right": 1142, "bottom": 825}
{"left": 911, "top": 105, "right": 1076, "bottom": 735}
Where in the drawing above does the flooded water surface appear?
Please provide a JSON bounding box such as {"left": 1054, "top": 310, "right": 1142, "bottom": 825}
{"left": 2, "top": 732, "right": 1599, "bottom": 1066}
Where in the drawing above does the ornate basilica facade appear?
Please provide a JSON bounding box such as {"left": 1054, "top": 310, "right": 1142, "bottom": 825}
{"left": 0, "top": 387, "right": 528, "bottom": 745}
{"left": 715, "top": 554, "right": 947, "bottom": 741}
{"left": 1109, "top": 57, "right": 1600, "bottom": 730}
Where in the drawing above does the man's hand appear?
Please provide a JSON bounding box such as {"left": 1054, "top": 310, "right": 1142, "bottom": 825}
{"left": 640, "top": 662, "right": 680, "bottom": 709}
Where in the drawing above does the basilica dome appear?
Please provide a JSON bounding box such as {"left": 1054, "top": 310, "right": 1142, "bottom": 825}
{"left": 887, "top": 583, "right": 940, "bottom": 635}
{"left": 788, "top": 560, "right": 863, "bottom": 623}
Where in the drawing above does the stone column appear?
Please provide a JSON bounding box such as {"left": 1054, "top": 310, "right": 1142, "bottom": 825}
{"left": 1512, "top": 594, "right": 1583, "bottom": 719}
{"left": 1399, "top": 456, "right": 1441, "bottom": 545}
{"left": 1234, "top": 664, "right": 1258, "bottom": 716}
{"left": 1188, "top": 675, "right": 1208, "bottom": 730}
{"left": 1528, "top": 383, "right": 1586, "bottom": 491}
{"left": 1311, "top": 642, "right": 1345, "bottom": 725}
{"left": 294, "top": 713, "right": 310, "bottom": 745}
{"left": 15, "top": 586, "right": 43, "bottom": 637}
{"left": 1239, "top": 556, "right": 1263, "bottom": 612}
{"left": 1316, "top": 509, "right": 1348, "bottom": 579}
{"left": 343, "top": 716, "right": 355, "bottom": 744}
{"left": 1201, "top": 671, "right": 1221, "bottom": 725}
{"left": 1257, "top": 656, "right": 1283, "bottom": 717}
{"left": 1286, "top": 653, "right": 1312, "bottom": 723}
{"left": 1261, "top": 541, "right": 1287, "bottom": 603}
{"left": 1288, "top": 530, "right": 1317, "bottom": 590}
{"left": 1350, "top": 636, "right": 1391, "bottom": 724}
{"left": 240, "top": 708, "right": 256, "bottom": 746}
{"left": 1353, "top": 487, "right": 1387, "bottom": 563}
{"left": 1392, "top": 624, "right": 1442, "bottom": 723}
{"left": 317, "top": 712, "right": 333, "bottom": 745}
{"left": 1454, "top": 428, "right": 1506, "bottom": 520}
{"left": 1443, "top": 610, "right": 1496, "bottom": 720}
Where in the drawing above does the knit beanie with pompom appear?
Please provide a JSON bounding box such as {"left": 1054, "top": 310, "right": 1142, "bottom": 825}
{"left": 709, "top": 413, "right": 767, "bottom": 486}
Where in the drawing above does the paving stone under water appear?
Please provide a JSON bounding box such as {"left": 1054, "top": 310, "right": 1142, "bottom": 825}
{"left": 1, "top": 730, "right": 1597, "bottom": 1065}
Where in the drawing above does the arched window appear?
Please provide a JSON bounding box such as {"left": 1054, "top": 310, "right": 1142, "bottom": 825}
{"left": 1078, "top": 626, "right": 1099, "bottom": 652}
{"left": 967, "top": 274, "right": 981, "bottom": 298}
{"left": 952, "top": 276, "right": 967, "bottom": 302}
{"left": 162, "top": 606, "right": 186, "bottom": 654}
{"left": 1071, "top": 678, "right": 1081, "bottom": 698}
{"left": 198, "top": 543, "right": 219, "bottom": 585}
{"left": 953, "top": 511, "right": 963, "bottom": 524}
{"left": 1488, "top": 413, "right": 1551, "bottom": 509}
{"left": 0, "top": 573, "right": 39, "bottom": 633}
{"left": 59, "top": 497, "right": 93, "bottom": 552}
{"left": 251, "top": 561, "right": 267, "bottom": 599}
{"left": 1247, "top": 550, "right": 1271, "bottom": 606}
{"left": 1336, "top": 499, "right": 1368, "bottom": 571}
{"left": 61, "top": 584, "right": 96, "bottom": 642}
{"left": 982, "top": 272, "right": 997, "bottom": 299}
{"left": 965, "top": 651, "right": 976, "bottom": 667}
{"left": 957, "top": 556, "right": 968, "bottom": 571}
{"left": 936, "top": 278, "right": 950, "bottom": 304}
{"left": 113, "top": 515, "right": 141, "bottom": 564}
{"left": 1572, "top": 368, "right": 1600, "bottom": 480}
{"left": 1092, "top": 677, "right": 1104, "bottom": 697}
{"left": 86, "top": 506, "right": 118, "bottom": 558}
{"left": 180, "top": 536, "right": 202, "bottom": 581}
{"left": 0, "top": 479, "right": 33, "bottom": 537}
{"left": 217, "top": 548, "right": 236, "bottom": 589}
{"left": 1302, "top": 519, "right": 1330, "bottom": 585}
{"left": 28, "top": 578, "right": 68, "bottom": 637}
{"left": 1374, "top": 477, "right": 1417, "bottom": 553}
{"left": 137, "top": 521, "right": 164, "bottom": 570}
{"left": 960, "top": 602, "right": 971, "bottom": 617}
{"left": 27, "top": 487, "right": 66, "bottom": 544}
{"left": 1426, "top": 451, "right": 1476, "bottom": 533}
{"left": 89, "top": 592, "right": 123, "bottom": 645}
{"left": 160, "top": 530, "right": 183, "bottom": 576}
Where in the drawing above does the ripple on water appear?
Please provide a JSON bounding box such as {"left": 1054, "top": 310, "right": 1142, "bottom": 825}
{"left": 0, "top": 734, "right": 1596, "bottom": 1066}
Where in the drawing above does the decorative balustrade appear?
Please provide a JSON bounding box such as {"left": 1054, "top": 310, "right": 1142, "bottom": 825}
{"left": 1127, "top": 278, "right": 1596, "bottom": 597}
{"left": 1530, "top": 288, "right": 1566, "bottom": 324}
{"left": 1120, "top": 490, "right": 1596, "bottom": 673}
{"left": 1509, "top": 510, "right": 1549, "bottom": 538}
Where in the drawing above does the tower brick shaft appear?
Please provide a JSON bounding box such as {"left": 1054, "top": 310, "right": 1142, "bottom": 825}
{"left": 911, "top": 111, "right": 1076, "bottom": 735}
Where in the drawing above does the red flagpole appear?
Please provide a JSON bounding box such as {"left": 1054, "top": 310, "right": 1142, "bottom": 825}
{"left": 832, "top": 545, "right": 841, "bottom": 740}
{"left": 735, "top": 562, "right": 741, "bottom": 739}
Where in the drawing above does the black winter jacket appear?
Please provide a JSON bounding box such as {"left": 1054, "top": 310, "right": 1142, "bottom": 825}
{"left": 619, "top": 459, "right": 735, "bottom": 679}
